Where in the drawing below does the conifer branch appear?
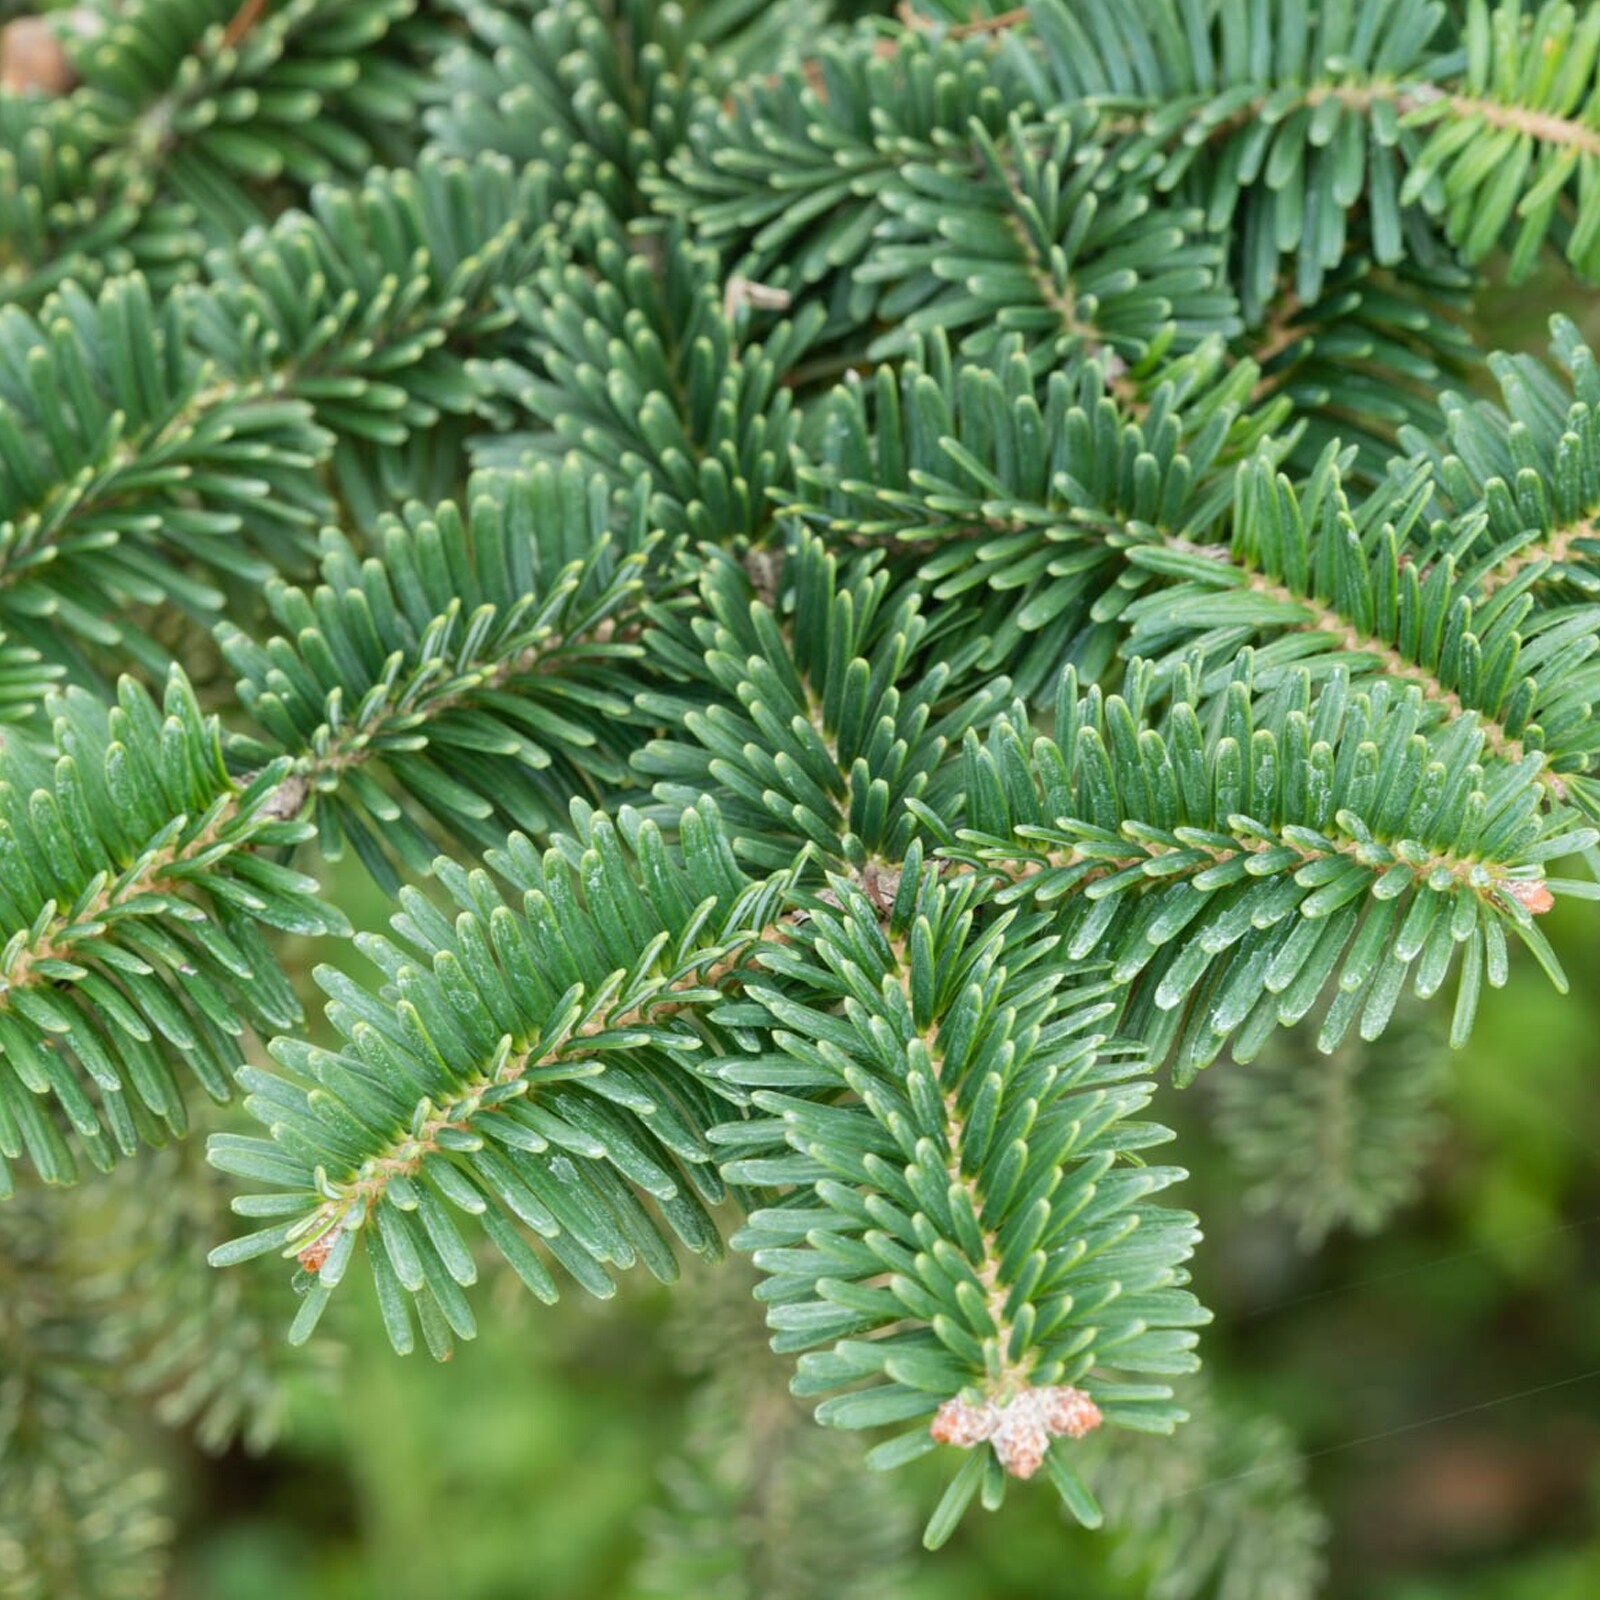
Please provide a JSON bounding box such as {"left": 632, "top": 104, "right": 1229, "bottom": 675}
{"left": 211, "top": 802, "right": 789, "bottom": 1356}
{"left": 0, "top": 154, "right": 552, "bottom": 683}
{"left": 0, "top": 0, "right": 435, "bottom": 307}
{"left": 716, "top": 858, "right": 1206, "bottom": 1540}
{"left": 792, "top": 333, "right": 1290, "bottom": 699}
{"left": 472, "top": 203, "right": 824, "bottom": 548}
{"left": 799, "top": 332, "right": 1600, "bottom": 811}
{"left": 937, "top": 660, "right": 1595, "bottom": 1080}
{"left": 4, "top": 0, "right": 1600, "bottom": 1573}
{"left": 1406, "top": 316, "right": 1600, "bottom": 610}
{"left": 0, "top": 671, "right": 341, "bottom": 1189}
{"left": 429, "top": 0, "right": 832, "bottom": 220}
{"left": 1082, "top": 1376, "right": 1328, "bottom": 1600}
{"left": 635, "top": 1255, "right": 919, "bottom": 1599}
{"left": 219, "top": 463, "right": 652, "bottom": 888}
{"left": 636, "top": 532, "right": 1011, "bottom": 869}
{"left": 1032, "top": 0, "right": 1600, "bottom": 296}
{"left": 1212, "top": 1004, "right": 1446, "bottom": 1247}
{"left": 0, "top": 1181, "right": 170, "bottom": 1600}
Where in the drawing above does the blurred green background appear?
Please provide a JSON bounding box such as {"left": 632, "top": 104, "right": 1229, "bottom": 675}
{"left": 36, "top": 278, "right": 1600, "bottom": 1600}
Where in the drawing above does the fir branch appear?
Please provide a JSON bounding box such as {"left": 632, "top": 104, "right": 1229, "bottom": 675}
{"left": 211, "top": 801, "right": 790, "bottom": 1357}
{"left": 219, "top": 464, "right": 652, "bottom": 889}
{"left": 857, "top": 110, "right": 1238, "bottom": 377}
{"left": 937, "top": 662, "right": 1596, "bottom": 1081}
{"left": 0, "top": 671, "right": 341, "bottom": 1188}
{"left": 659, "top": 32, "right": 1238, "bottom": 371}
{"left": 635, "top": 1255, "right": 920, "bottom": 1600}
{"left": 1244, "top": 249, "right": 1479, "bottom": 479}
{"left": 427, "top": 0, "right": 833, "bottom": 221}
{"left": 636, "top": 531, "right": 1011, "bottom": 869}
{"left": 797, "top": 335, "right": 1600, "bottom": 806}
{"left": 471, "top": 203, "right": 824, "bottom": 548}
{"left": 1033, "top": 0, "right": 1600, "bottom": 297}
{"left": 192, "top": 151, "right": 553, "bottom": 505}
{"left": 714, "top": 856, "right": 1207, "bottom": 1542}
{"left": 1405, "top": 315, "right": 1600, "bottom": 608}
{"left": 0, "top": 1182, "right": 171, "bottom": 1600}
{"left": 3, "top": 0, "right": 1595, "bottom": 1574}
{"left": 0, "top": 0, "right": 436, "bottom": 307}
{"left": 1083, "top": 1376, "right": 1328, "bottom": 1600}
{"left": 1119, "top": 449, "right": 1600, "bottom": 808}
{"left": 0, "top": 272, "right": 331, "bottom": 685}
{"left": 0, "top": 154, "right": 553, "bottom": 685}
{"left": 792, "top": 332, "right": 1291, "bottom": 699}
{"left": 654, "top": 27, "right": 1011, "bottom": 317}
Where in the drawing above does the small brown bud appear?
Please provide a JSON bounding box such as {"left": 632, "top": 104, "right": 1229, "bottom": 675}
{"left": 296, "top": 1231, "right": 334, "bottom": 1274}
{"left": 931, "top": 1383, "right": 1103, "bottom": 1477}
{"left": 1503, "top": 878, "right": 1555, "bottom": 916}
{"left": 990, "top": 1404, "right": 1050, "bottom": 1480}
{"left": 262, "top": 772, "right": 310, "bottom": 820}
{"left": 930, "top": 1396, "right": 996, "bottom": 1448}
{"left": 1, "top": 17, "right": 76, "bottom": 95}
{"left": 1039, "top": 1384, "right": 1103, "bottom": 1440}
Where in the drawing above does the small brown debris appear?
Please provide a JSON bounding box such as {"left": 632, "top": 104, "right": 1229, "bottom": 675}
{"left": 296, "top": 1231, "right": 335, "bottom": 1273}
{"left": 262, "top": 772, "right": 311, "bottom": 821}
{"left": 742, "top": 547, "right": 784, "bottom": 608}
{"left": 1503, "top": 878, "right": 1555, "bottom": 916}
{"left": 1, "top": 17, "right": 76, "bottom": 95}
{"left": 723, "top": 275, "right": 792, "bottom": 321}
{"left": 861, "top": 861, "right": 902, "bottom": 918}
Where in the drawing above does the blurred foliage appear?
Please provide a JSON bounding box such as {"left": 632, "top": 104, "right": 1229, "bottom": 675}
{"left": 633, "top": 1259, "right": 918, "bottom": 1600}
{"left": 1209, "top": 1003, "right": 1448, "bottom": 1249}
{"left": 1082, "top": 1377, "right": 1328, "bottom": 1600}
{"left": 0, "top": 1186, "right": 169, "bottom": 1600}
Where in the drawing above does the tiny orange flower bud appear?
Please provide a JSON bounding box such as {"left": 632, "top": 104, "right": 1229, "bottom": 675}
{"left": 297, "top": 1232, "right": 334, "bottom": 1273}
{"left": 990, "top": 1404, "right": 1050, "bottom": 1480}
{"left": 0, "top": 17, "right": 75, "bottom": 95}
{"left": 1504, "top": 878, "right": 1555, "bottom": 915}
{"left": 1039, "top": 1385, "right": 1103, "bottom": 1440}
{"left": 931, "top": 1383, "right": 1103, "bottom": 1477}
{"left": 930, "top": 1396, "right": 997, "bottom": 1448}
